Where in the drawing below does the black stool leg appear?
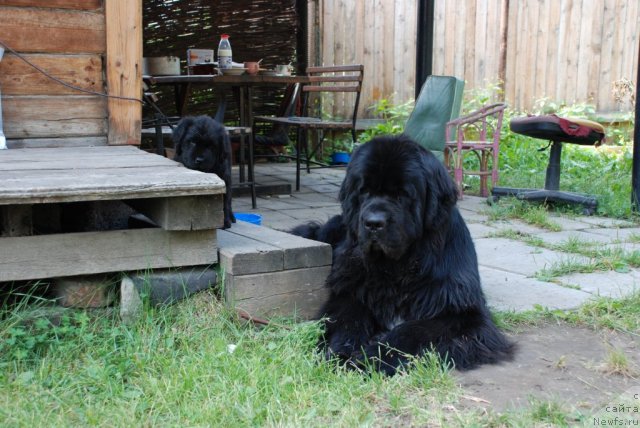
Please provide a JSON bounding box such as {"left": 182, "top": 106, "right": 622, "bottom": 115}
{"left": 544, "top": 140, "right": 562, "bottom": 191}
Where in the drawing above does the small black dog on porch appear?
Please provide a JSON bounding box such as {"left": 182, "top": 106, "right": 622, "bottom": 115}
{"left": 172, "top": 115, "right": 235, "bottom": 229}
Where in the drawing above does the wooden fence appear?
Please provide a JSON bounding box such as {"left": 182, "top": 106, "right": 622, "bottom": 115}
{"left": 312, "top": 0, "right": 639, "bottom": 116}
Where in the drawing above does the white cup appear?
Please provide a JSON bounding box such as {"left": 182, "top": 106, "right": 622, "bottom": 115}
{"left": 275, "top": 64, "right": 291, "bottom": 76}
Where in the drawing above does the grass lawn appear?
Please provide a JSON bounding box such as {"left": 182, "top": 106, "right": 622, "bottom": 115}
{"left": 1, "top": 288, "right": 639, "bottom": 427}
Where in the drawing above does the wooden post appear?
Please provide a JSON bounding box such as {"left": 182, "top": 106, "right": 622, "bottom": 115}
{"left": 105, "top": 0, "right": 142, "bottom": 145}
{"left": 632, "top": 39, "right": 640, "bottom": 211}
{"left": 498, "top": 0, "right": 510, "bottom": 100}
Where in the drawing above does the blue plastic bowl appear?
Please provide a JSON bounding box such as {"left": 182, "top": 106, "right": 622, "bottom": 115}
{"left": 330, "top": 152, "right": 351, "bottom": 165}
{"left": 235, "top": 212, "right": 262, "bottom": 225}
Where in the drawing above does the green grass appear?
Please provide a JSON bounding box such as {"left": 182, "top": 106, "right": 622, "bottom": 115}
{"left": 494, "top": 291, "right": 640, "bottom": 336}
{"left": 2, "top": 288, "right": 639, "bottom": 426}
{"left": 0, "top": 292, "right": 461, "bottom": 427}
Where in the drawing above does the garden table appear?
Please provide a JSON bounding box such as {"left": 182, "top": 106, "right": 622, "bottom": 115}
{"left": 143, "top": 74, "right": 311, "bottom": 127}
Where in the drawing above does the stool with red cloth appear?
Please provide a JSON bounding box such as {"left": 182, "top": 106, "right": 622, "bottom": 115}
{"left": 491, "top": 114, "right": 605, "bottom": 215}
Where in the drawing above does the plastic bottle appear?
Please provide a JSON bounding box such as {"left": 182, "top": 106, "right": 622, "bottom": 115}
{"left": 218, "top": 34, "right": 232, "bottom": 69}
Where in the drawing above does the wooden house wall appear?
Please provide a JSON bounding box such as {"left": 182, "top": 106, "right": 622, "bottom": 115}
{"left": 0, "top": 0, "right": 141, "bottom": 148}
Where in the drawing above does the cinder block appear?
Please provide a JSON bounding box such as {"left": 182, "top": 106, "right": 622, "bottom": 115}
{"left": 119, "top": 267, "right": 217, "bottom": 322}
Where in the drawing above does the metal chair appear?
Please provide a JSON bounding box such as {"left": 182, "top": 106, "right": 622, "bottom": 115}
{"left": 254, "top": 65, "right": 364, "bottom": 191}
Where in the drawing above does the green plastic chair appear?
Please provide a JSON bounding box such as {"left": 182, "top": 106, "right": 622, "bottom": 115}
{"left": 403, "top": 75, "right": 465, "bottom": 161}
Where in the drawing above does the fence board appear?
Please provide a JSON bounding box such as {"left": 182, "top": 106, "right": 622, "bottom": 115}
{"left": 314, "top": 0, "right": 639, "bottom": 116}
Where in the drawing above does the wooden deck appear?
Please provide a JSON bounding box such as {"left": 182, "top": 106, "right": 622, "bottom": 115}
{"left": 0, "top": 146, "right": 226, "bottom": 282}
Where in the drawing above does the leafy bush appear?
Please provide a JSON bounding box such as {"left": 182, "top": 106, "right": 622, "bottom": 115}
{"left": 358, "top": 98, "right": 414, "bottom": 142}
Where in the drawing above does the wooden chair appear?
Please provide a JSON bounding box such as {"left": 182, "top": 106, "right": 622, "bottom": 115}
{"left": 444, "top": 103, "right": 507, "bottom": 197}
{"left": 254, "top": 65, "right": 364, "bottom": 191}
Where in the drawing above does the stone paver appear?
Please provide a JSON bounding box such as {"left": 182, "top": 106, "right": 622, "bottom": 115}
{"left": 554, "top": 270, "right": 640, "bottom": 298}
{"left": 474, "top": 237, "right": 590, "bottom": 276}
{"left": 480, "top": 266, "right": 592, "bottom": 311}
{"left": 232, "top": 163, "right": 639, "bottom": 312}
{"left": 536, "top": 230, "right": 617, "bottom": 246}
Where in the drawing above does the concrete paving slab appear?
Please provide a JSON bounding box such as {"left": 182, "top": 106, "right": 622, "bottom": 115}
{"left": 585, "top": 227, "right": 640, "bottom": 242}
{"left": 487, "top": 220, "right": 547, "bottom": 236}
{"left": 536, "top": 230, "right": 617, "bottom": 246}
{"left": 459, "top": 210, "right": 491, "bottom": 224}
{"left": 547, "top": 214, "right": 596, "bottom": 231}
{"left": 573, "top": 216, "right": 637, "bottom": 228}
{"left": 466, "top": 222, "right": 499, "bottom": 239}
{"left": 304, "top": 183, "right": 343, "bottom": 194}
{"left": 554, "top": 270, "right": 640, "bottom": 299}
{"left": 457, "top": 195, "right": 490, "bottom": 213}
{"left": 252, "top": 198, "right": 310, "bottom": 211}
{"left": 474, "top": 237, "right": 590, "bottom": 276}
{"left": 480, "top": 266, "right": 593, "bottom": 311}
{"left": 277, "top": 207, "right": 341, "bottom": 222}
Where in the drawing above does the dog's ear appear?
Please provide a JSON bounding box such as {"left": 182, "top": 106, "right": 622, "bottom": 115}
{"left": 172, "top": 116, "right": 195, "bottom": 158}
{"left": 421, "top": 149, "right": 458, "bottom": 231}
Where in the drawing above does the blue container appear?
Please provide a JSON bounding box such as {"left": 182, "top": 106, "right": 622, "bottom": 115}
{"left": 235, "top": 212, "right": 262, "bottom": 225}
{"left": 330, "top": 152, "right": 351, "bottom": 165}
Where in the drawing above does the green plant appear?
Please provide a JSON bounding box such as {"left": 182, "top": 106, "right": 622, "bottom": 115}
{"left": 358, "top": 98, "right": 414, "bottom": 142}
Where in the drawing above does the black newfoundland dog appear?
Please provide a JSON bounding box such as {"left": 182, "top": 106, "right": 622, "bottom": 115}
{"left": 292, "top": 135, "right": 514, "bottom": 375}
{"left": 172, "top": 115, "right": 235, "bottom": 229}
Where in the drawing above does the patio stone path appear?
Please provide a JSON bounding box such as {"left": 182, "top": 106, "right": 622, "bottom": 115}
{"left": 233, "top": 163, "right": 640, "bottom": 313}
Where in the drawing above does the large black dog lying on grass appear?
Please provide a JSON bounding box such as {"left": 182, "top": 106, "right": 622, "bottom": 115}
{"left": 292, "top": 135, "right": 514, "bottom": 375}
{"left": 172, "top": 115, "right": 235, "bottom": 229}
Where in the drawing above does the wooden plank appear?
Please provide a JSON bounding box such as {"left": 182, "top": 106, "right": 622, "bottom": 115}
{"left": 463, "top": 1, "right": 476, "bottom": 85}
{"left": 0, "top": 167, "right": 226, "bottom": 204}
{"left": 504, "top": 0, "right": 518, "bottom": 107}
{"left": 0, "top": 54, "right": 103, "bottom": 96}
{"left": 0, "top": 145, "right": 144, "bottom": 161}
{"left": 126, "top": 195, "right": 225, "bottom": 231}
{"left": 222, "top": 221, "right": 331, "bottom": 270}
{"left": 474, "top": 0, "right": 488, "bottom": 85}
{"left": 452, "top": 0, "right": 466, "bottom": 79}
{"left": 218, "top": 232, "right": 284, "bottom": 276}
{"left": 534, "top": 0, "right": 550, "bottom": 101}
{"left": 0, "top": 6, "right": 105, "bottom": 53}
{"left": 381, "top": 0, "right": 395, "bottom": 101}
{"left": 585, "top": 1, "right": 604, "bottom": 105}
{"left": 3, "top": 96, "right": 106, "bottom": 138}
{"left": 565, "top": 0, "right": 583, "bottom": 104}
{"left": 105, "top": 0, "right": 142, "bottom": 146}
{"left": 0, "top": 228, "right": 218, "bottom": 282}
{"left": 597, "top": 1, "right": 616, "bottom": 110}
{"left": 7, "top": 136, "right": 107, "bottom": 149}
{"left": 545, "top": 0, "right": 561, "bottom": 101}
{"left": 0, "top": 0, "right": 102, "bottom": 10}
{"left": 522, "top": 0, "right": 538, "bottom": 110}
{"left": 225, "top": 266, "right": 331, "bottom": 314}
{"left": 0, "top": 153, "right": 176, "bottom": 171}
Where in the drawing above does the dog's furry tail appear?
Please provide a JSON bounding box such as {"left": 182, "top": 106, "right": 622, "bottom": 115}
{"left": 290, "top": 214, "right": 345, "bottom": 249}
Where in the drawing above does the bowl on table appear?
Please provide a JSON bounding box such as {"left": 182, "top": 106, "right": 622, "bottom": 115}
{"left": 221, "top": 68, "right": 247, "bottom": 76}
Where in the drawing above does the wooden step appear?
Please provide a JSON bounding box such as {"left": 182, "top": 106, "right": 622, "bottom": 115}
{"left": 218, "top": 221, "right": 331, "bottom": 319}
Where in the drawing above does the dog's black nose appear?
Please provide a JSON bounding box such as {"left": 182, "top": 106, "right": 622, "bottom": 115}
{"left": 363, "top": 212, "right": 387, "bottom": 232}
{"left": 195, "top": 156, "right": 204, "bottom": 165}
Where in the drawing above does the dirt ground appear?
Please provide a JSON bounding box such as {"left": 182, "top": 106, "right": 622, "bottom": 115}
{"left": 455, "top": 323, "right": 640, "bottom": 415}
